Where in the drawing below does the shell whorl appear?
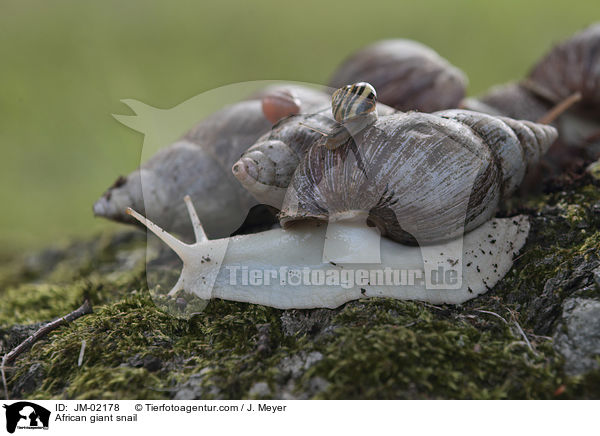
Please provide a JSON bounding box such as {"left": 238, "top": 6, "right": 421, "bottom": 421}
{"left": 279, "top": 110, "right": 557, "bottom": 244}
{"left": 436, "top": 110, "right": 558, "bottom": 194}
{"left": 232, "top": 139, "right": 300, "bottom": 207}
{"left": 527, "top": 23, "right": 600, "bottom": 112}
{"left": 463, "top": 24, "right": 600, "bottom": 151}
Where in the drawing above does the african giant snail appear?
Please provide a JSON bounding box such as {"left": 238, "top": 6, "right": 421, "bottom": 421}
{"left": 126, "top": 82, "right": 556, "bottom": 309}
{"left": 93, "top": 84, "right": 331, "bottom": 239}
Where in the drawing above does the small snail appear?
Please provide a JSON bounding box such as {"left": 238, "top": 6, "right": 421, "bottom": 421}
{"left": 329, "top": 39, "right": 468, "bottom": 112}
{"left": 305, "top": 82, "right": 378, "bottom": 150}
{"left": 331, "top": 82, "right": 378, "bottom": 125}
{"left": 93, "top": 84, "right": 331, "bottom": 239}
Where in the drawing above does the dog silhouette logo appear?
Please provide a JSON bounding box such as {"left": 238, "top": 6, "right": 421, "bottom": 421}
{"left": 2, "top": 402, "right": 50, "bottom": 433}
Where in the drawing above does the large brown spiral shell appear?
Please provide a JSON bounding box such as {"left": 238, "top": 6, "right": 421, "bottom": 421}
{"left": 279, "top": 110, "right": 557, "bottom": 245}
{"left": 328, "top": 39, "right": 467, "bottom": 113}
{"left": 527, "top": 23, "right": 600, "bottom": 116}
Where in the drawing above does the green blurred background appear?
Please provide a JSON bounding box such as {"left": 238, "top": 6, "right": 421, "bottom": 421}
{"left": 0, "top": 0, "right": 597, "bottom": 253}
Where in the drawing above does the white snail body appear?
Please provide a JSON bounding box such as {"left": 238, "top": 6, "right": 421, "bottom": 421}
{"left": 126, "top": 198, "right": 530, "bottom": 308}
{"left": 94, "top": 85, "right": 330, "bottom": 238}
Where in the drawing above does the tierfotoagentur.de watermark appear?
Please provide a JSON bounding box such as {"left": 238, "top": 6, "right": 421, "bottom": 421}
{"left": 225, "top": 265, "right": 460, "bottom": 289}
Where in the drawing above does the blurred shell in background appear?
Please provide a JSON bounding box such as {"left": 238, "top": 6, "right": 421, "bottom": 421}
{"left": 329, "top": 39, "right": 467, "bottom": 113}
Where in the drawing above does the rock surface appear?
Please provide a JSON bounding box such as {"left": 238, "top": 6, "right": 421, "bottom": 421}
{"left": 554, "top": 298, "right": 600, "bottom": 375}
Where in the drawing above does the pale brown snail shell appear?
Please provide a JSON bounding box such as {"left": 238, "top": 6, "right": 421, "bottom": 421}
{"left": 234, "top": 83, "right": 557, "bottom": 239}
{"left": 527, "top": 23, "right": 600, "bottom": 114}
{"left": 328, "top": 39, "right": 467, "bottom": 112}
{"left": 278, "top": 109, "right": 557, "bottom": 245}
{"left": 93, "top": 84, "right": 330, "bottom": 238}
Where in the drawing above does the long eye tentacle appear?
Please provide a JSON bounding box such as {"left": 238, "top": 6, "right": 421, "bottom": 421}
{"left": 299, "top": 122, "right": 330, "bottom": 136}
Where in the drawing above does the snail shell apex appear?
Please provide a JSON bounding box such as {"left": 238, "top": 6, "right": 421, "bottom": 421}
{"left": 232, "top": 139, "right": 300, "bottom": 207}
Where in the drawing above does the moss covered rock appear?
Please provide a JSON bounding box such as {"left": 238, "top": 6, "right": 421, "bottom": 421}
{"left": 1, "top": 171, "right": 600, "bottom": 399}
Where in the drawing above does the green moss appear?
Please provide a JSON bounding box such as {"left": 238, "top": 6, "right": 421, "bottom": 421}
{"left": 11, "top": 294, "right": 182, "bottom": 398}
{"left": 0, "top": 283, "right": 86, "bottom": 326}
{"left": 481, "top": 179, "right": 600, "bottom": 335}
{"left": 0, "top": 230, "right": 148, "bottom": 327}
{"left": 301, "top": 300, "right": 564, "bottom": 399}
{"left": 586, "top": 160, "right": 600, "bottom": 181}
{"left": 8, "top": 293, "right": 289, "bottom": 399}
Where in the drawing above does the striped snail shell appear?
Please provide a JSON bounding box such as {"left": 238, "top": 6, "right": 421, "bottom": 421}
{"left": 315, "top": 82, "right": 379, "bottom": 151}
{"left": 278, "top": 109, "right": 557, "bottom": 245}
{"left": 329, "top": 39, "right": 467, "bottom": 112}
{"left": 331, "top": 82, "right": 377, "bottom": 123}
